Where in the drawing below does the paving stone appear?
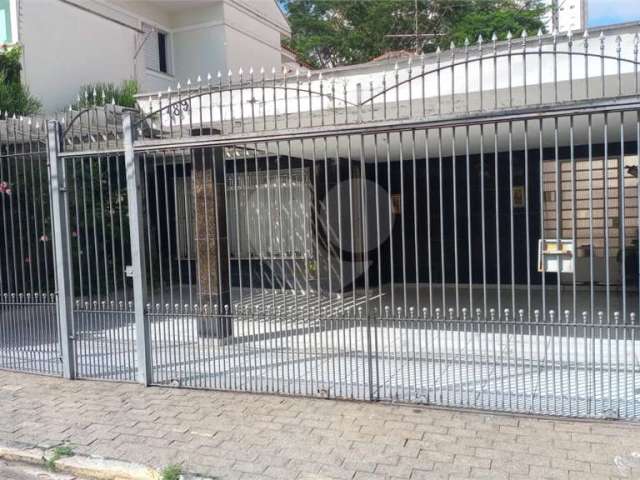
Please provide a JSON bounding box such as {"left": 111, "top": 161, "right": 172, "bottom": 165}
{"left": 1, "top": 370, "right": 640, "bottom": 480}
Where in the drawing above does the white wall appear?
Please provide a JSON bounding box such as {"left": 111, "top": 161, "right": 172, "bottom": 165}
{"left": 222, "top": 1, "right": 284, "bottom": 75}
{"left": 19, "top": 0, "right": 140, "bottom": 112}
{"left": 172, "top": 25, "right": 226, "bottom": 84}
{"left": 170, "top": 4, "right": 226, "bottom": 84}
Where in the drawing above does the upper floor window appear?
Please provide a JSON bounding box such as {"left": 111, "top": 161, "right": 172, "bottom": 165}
{"left": 0, "top": 0, "right": 14, "bottom": 45}
{"left": 143, "top": 23, "right": 171, "bottom": 75}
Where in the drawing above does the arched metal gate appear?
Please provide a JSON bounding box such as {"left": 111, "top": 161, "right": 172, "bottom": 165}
{"left": 3, "top": 29, "right": 640, "bottom": 419}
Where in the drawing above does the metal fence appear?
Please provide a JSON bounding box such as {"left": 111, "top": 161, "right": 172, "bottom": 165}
{"left": 3, "top": 29, "right": 640, "bottom": 420}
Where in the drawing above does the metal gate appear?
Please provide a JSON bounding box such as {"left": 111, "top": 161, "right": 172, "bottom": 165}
{"left": 0, "top": 117, "right": 61, "bottom": 375}
{"left": 132, "top": 112, "right": 640, "bottom": 418}
{"left": 4, "top": 29, "right": 640, "bottom": 419}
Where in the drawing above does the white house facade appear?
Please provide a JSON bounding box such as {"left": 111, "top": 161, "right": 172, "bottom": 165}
{"left": 2, "top": 0, "right": 290, "bottom": 112}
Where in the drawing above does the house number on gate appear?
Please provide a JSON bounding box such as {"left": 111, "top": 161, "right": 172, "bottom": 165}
{"left": 172, "top": 101, "right": 190, "bottom": 117}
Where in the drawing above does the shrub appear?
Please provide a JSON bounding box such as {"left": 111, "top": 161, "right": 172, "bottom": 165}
{"left": 0, "top": 46, "right": 41, "bottom": 116}
{"left": 160, "top": 464, "right": 183, "bottom": 480}
{"left": 73, "top": 80, "right": 139, "bottom": 109}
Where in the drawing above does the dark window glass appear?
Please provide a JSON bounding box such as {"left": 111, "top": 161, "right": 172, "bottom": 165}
{"left": 158, "top": 32, "right": 167, "bottom": 73}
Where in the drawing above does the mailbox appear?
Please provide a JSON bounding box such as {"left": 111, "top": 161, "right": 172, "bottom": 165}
{"left": 537, "top": 239, "right": 574, "bottom": 274}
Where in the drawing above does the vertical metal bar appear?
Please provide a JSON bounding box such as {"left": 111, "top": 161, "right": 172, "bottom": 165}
{"left": 123, "top": 113, "right": 151, "bottom": 385}
{"left": 494, "top": 123, "right": 502, "bottom": 317}
{"left": 508, "top": 121, "right": 515, "bottom": 315}
{"left": 524, "top": 120, "right": 532, "bottom": 319}
{"left": 480, "top": 125, "right": 487, "bottom": 317}
{"left": 47, "top": 121, "right": 75, "bottom": 379}
{"left": 425, "top": 130, "right": 434, "bottom": 319}
{"left": 452, "top": 127, "right": 460, "bottom": 316}
{"left": 465, "top": 126, "right": 473, "bottom": 316}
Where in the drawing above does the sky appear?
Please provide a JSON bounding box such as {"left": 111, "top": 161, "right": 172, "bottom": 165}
{"left": 588, "top": 0, "right": 640, "bottom": 28}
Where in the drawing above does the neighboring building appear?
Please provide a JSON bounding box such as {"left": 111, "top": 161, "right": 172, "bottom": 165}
{"left": 1, "top": 0, "right": 290, "bottom": 112}
{"left": 543, "top": 0, "right": 587, "bottom": 32}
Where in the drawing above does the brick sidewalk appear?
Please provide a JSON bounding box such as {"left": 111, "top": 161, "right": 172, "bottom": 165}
{"left": 1, "top": 371, "right": 639, "bottom": 480}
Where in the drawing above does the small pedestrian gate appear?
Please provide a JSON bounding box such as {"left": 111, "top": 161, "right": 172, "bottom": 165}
{"left": 3, "top": 30, "right": 640, "bottom": 419}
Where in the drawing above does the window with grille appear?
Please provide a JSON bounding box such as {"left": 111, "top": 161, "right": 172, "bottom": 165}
{"left": 226, "top": 169, "right": 314, "bottom": 260}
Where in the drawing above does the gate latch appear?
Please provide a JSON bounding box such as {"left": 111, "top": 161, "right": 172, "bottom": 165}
{"left": 125, "top": 265, "right": 134, "bottom": 278}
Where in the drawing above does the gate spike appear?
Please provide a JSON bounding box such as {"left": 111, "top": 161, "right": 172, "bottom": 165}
{"left": 476, "top": 308, "right": 482, "bottom": 321}
{"left": 435, "top": 308, "right": 441, "bottom": 320}
{"left": 518, "top": 309, "right": 525, "bottom": 321}
{"left": 549, "top": 310, "right": 556, "bottom": 322}
{"left": 477, "top": 34, "right": 483, "bottom": 46}
{"left": 564, "top": 310, "right": 571, "bottom": 323}
{"left": 582, "top": 311, "right": 589, "bottom": 323}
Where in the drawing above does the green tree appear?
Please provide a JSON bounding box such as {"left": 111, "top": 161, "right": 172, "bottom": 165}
{"left": 0, "top": 47, "right": 41, "bottom": 115}
{"left": 283, "top": 0, "right": 547, "bottom": 68}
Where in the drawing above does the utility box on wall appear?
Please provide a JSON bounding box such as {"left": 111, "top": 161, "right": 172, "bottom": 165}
{"left": 537, "top": 239, "right": 574, "bottom": 274}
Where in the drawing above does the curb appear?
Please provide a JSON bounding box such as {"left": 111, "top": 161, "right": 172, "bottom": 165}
{"left": 0, "top": 442, "right": 161, "bottom": 480}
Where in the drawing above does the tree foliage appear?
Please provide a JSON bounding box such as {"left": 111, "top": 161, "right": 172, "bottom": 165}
{"left": 283, "top": 0, "right": 547, "bottom": 68}
{"left": 0, "top": 47, "right": 41, "bottom": 116}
